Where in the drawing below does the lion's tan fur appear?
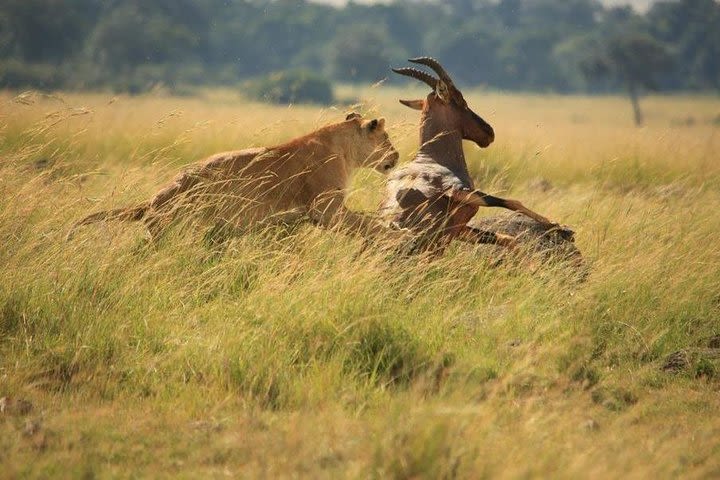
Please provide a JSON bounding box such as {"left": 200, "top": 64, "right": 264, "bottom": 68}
{"left": 69, "top": 115, "right": 398, "bottom": 240}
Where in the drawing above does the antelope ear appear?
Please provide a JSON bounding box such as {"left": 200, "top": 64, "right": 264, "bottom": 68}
{"left": 435, "top": 81, "right": 451, "bottom": 103}
{"left": 399, "top": 99, "right": 424, "bottom": 110}
{"left": 345, "top": 112, "right": 362, "bottom": 121}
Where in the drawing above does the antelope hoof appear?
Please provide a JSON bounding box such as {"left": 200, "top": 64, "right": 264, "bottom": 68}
{"left": 496, "top": 233, "right": 518, "bottom": 249}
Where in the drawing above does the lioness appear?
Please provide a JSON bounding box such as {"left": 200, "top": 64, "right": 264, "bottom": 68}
{"left": 68, "top": 113, "right": 399, "bottom": 240}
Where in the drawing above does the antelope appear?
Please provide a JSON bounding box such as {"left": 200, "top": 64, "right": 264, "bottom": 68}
{"left": 381, "top": 57, "right": 568, "bottom": 254}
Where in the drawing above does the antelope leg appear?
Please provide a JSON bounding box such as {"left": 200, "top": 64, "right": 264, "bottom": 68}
{"left": 447, "top": 189, "right": 555, "bottom": 226}
{"left": 455, "top": 225, "right": 516, "bottom": 248}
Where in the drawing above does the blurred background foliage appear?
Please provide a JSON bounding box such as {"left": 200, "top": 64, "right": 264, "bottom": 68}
{"left": 244, "top": 69, "right": 334, "bottom": 104}
{"left": 0, "top": 0, "right": 718, "bottom": 97}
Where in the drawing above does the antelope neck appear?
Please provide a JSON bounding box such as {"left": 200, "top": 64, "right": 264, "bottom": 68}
{"left": 416, "top": 123, "right": 473, "bottom": 185}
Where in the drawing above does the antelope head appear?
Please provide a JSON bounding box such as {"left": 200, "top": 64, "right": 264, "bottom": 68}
{"left": 393, "top": 57, "right": 495, "bottom": 148}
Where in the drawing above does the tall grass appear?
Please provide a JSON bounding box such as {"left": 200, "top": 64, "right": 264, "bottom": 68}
{"left": 1, "top": 87, "right": 719, "bottom": 478}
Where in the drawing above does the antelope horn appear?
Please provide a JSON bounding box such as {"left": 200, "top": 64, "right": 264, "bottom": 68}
{"left": 391, "top": 67, "right": 437, "bottom": 89}
{"left": 408, "top": 57, "right": 454, "bottom": 86}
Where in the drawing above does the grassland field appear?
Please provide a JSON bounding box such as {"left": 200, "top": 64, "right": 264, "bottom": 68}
{"left": 1, "top": 85, "right": 719, "bottom": 478}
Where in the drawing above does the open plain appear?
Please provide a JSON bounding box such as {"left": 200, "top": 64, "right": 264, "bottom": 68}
{"left": 1, "top": 87, "right": 719, "bottom": 478}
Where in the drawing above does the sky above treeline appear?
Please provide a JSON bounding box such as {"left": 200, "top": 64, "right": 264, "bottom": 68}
{"left": 312, "top": 0, "right": 657, "bottom": 11}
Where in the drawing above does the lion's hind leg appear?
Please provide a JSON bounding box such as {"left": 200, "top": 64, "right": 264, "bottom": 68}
{"left": 143, "top": 170, "right": 209, "bottom": 241}
{"left": 206, "top": 208, "right": 308, "bottom": 244}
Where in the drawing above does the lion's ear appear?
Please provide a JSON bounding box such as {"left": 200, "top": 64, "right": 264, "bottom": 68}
{"left": 345, "top": 112, "right": 362, "bottom": 121}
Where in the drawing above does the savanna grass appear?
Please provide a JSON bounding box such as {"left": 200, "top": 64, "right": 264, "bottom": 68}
{"left": 1, "top": 87, "right": 719, "bottom": 478}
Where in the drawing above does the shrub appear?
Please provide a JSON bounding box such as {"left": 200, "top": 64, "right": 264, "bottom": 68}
{"left": 0, "top": 60, "right": 65, "bottom": 90}
{"left": 244, "top": 69, "right": 334, "bottom": 105}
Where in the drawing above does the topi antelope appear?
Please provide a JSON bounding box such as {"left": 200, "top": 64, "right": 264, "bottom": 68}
{"left": 381, "top": 57, "right": 570, "bottom": 254}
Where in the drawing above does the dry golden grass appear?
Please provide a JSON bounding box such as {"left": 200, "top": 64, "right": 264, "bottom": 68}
{"left": 1, "top": 86, "right": 719, "bottom": 478}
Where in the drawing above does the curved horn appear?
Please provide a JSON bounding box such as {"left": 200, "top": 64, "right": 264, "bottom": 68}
{"left": 408, "top": 57, "right": 454, "bottom": 86}
{"left": 391, "top": 67, "right": 437, "bottom": 89}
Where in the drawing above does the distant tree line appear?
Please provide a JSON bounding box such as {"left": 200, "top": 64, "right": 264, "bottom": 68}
{"left": 0, "top": 0, "right": 718, "bottom": 95}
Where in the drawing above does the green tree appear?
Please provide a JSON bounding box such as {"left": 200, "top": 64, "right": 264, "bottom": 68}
{"left": 0, "top": 0, "right": 101, "bottom": 62}
{"left": 648, "top": 0, "right": 720, "bottom": 91}
{"left": 0, "top": 0, "right": 718, "bottom": 94}
{"left": 582, "top": 33, "right": 673, "bottom": 126}
{"left": 245, "top": 69, "right": 334, "bottom": 105}
{"left": 87, "top": 3, "right": 203, "bottom": 70}
{"left": 490, "top": 0, "right": 602, "bottom": 90}
{"left": 423, "top": 20, "right": 503, "bottom": 86}
{"left": 331, "top": 25, "right": 394, "bottom": 82}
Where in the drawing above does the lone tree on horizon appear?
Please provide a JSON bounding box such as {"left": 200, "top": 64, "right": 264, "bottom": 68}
{"left": 582, "top": 32, "right": 672, "bottom": 126}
